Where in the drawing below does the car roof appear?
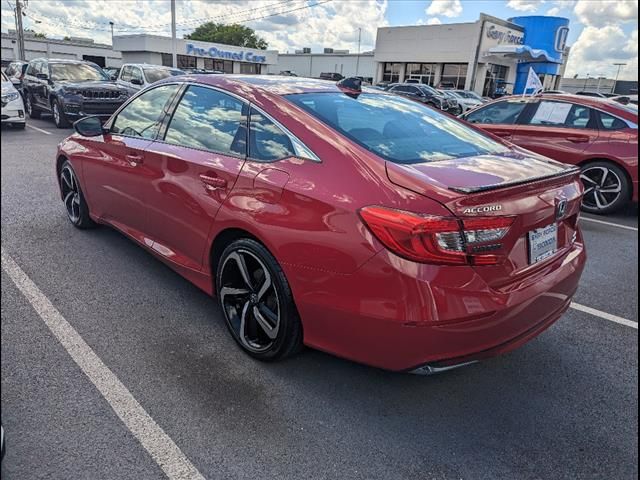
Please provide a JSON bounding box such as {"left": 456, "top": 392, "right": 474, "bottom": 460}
{"left": 123, "top": 63, "right": 178, "bottom": 69}
{"left": 32, "top": 58, "right": 96, "bottom": 65}
{"left": 169, "top": 74, "right": 378, "bottom": 96}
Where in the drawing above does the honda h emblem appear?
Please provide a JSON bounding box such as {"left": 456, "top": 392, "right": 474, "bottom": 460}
{"left": 556, "top": 198, "right": 567, "bottom": 219}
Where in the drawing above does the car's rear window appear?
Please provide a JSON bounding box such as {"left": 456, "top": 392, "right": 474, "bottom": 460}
{"left": 286, "top": 92, "right": 508, "bottom": 164}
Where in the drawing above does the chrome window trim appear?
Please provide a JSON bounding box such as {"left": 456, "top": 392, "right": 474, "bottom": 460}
{"left": 247, "top": 103, "right": 321, "bottom": 162}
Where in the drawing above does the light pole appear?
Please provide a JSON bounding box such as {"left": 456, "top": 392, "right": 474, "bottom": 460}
{"left": 109, "top": 21, "right": 114, "bottom": 46}
{"left": 355, "top": 27, "right": 361, "bottom": 77}
{"left": 583, "top": 74, "right": 589, "bottom": 90}
{"left": 171, "top": 0, "right": 177, "bottom": 68}
{"left": 612, "top": 63, "right": 626, "bottom": 94}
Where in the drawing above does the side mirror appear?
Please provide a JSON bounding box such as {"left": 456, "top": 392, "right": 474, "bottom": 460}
{"left": 74, "top": 116, "right": 106, "bottom": 137}
{"left": 131, "top": 78, "right": 143, "bottom": 86}
{"left": 36, "top": 73, "right": 49, "bottom": 80}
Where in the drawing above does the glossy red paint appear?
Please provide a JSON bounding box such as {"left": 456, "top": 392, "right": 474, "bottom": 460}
{"left": 467, "top": 94, "right": 638, "bottom": 204}
{"left": 56, "top": 76, "right": 587, "bottom": 371}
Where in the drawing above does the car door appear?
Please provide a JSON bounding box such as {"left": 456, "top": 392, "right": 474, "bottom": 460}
{"left": 30, "top": 61, "right": 48, "bottom": 109}
{"left": 510, "top": 100, "right": 598, "bottom": 165}
{"left": 141, "top": 84, "right": 249, "bottom": 270}
{"left": 463, "top": 98, "right": 529, "bottom": 141}
{"left": 81, "top": 83, "right": 182, "bottom": 242}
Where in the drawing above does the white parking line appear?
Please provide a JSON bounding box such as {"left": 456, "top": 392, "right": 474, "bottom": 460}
{"left": 571, "top": 302, "right": 638, "bottom": 329}
{"left": 1, "top": 248, "right": 205, "bottom": 480}
{"left": 581, "top": 217, "right": 638, "bottom": 232}
{"left": 26, "top": 124, "right": 52, "bottom": 135}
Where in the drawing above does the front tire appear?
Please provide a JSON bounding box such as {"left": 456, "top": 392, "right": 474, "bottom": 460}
{"left": 25, "top": 94, "right": 41, "bottom": 119}
{"left": 60, "top": 161, "right": 96, "bottom": 229}
{"left": 580, "top": 161, "right": 630, "bottom": 215}
{"left": 216, "top": 238, "right": 303, "bottom": 361}
{"left": 52, "top": 100, "right": 70, "bottom": 128}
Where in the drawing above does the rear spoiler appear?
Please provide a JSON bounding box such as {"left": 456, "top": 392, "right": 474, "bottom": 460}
{"left": 449, "top": 166, "right": 580, "bottom": 194}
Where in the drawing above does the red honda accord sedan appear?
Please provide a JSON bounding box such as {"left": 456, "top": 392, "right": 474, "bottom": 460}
{"left": 56, "top": 76, "right": 586, "bottom": 373}
{"left": 461, "top": 94, "right": 638, "bottom": 214}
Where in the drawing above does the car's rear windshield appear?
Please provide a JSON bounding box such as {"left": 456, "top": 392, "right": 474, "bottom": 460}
{"left": 286, "top": 92, "right": 508, "bottom": 164}
{"left": 143, "top": 68, "right": 184, "bottom": 83}
{"left": 50, "top": 63, "right": 108, "bottom": 82}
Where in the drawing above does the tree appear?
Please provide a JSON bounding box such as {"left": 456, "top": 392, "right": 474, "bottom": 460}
{"left": 24, "top": 29, "right": 46, "bottom": 39}
{"left": 185, "top": 23, "right": 268, "bottom": 49}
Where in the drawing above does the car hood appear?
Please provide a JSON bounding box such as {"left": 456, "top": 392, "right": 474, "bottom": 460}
{"left": 386, "top": 147, "right": 576, "bottom": 200}
{"left": 1, "top": 81, "right": 17, "bottom": 95}
{"left": 58, "top": 80, "right": 126, "bottom": 90}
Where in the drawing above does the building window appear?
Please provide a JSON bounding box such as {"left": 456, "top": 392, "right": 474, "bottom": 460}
{"left": 203, "top": 58, "right": 214, "bottom": 70}
{"left": 240, "top": 63, "right": 260, "bottom": 74}
{"left": 382, "top": 62, "right": 401, "bottom": 83}
{"left": 440, "top": 63, "right": 468, "bottom": 89}
{"left": 213, "top": 59, "right": 233, "bottom": 73}
{"left": 161, "top": 53, "right": 173, "bottom": 67}
{"left": 406, "top": 63, "right": 436, "bottom": 85}
{"left": 177, "top": 54, "right": 196, "bottom": 69}
{"left": 483, "top": 64, "right": 509, "bottom": 97}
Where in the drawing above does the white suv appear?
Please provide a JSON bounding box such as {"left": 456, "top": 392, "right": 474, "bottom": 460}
{"left": 116, "top": 64, "right": 184, "bottom": 91}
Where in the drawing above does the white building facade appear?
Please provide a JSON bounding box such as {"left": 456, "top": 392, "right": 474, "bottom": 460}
{"left": 1, "top": 32, "right": 122, "bottom": 67}
{"left": 113, "top": 35, "right": 278, "bottom": 74}
{"left": 268, "top": 52, "right": 376, "bottom": 81}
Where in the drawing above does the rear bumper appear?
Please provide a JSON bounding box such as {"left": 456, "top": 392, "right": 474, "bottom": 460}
{"left": 289, "top": 236, "right": 586, "bottom": 372}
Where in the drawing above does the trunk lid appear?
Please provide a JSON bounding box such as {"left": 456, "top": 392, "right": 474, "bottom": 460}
{"left": 386, "top": 149, "right": 583, "bottom": 289}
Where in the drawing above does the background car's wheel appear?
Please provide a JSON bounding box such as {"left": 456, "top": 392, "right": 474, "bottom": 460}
{"left": 25, "top": 95, "right": 41, "bottom": 119}
{"left": 580, "top": 161, "right": 630, "bottom": 215}
{"left": 52, "top": 100, "right": 70, "bottom": 128}
{"left": 216, "top": 238, "right": 303, "bottom": 361}
{"left": 60, "top": 161, "right": 96, "bottom": 229}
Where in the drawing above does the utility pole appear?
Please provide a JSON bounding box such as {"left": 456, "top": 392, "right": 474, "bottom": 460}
{"left": 583, "top": 74, "right": 589, "bottom": 90}
{"left": 14, "top": 0, "right": 26, "bottom": 61}
{"left": 171, "top": 0, "right": 177, "bottom": 68}
{"left": 355, "top": 27, "right": 361, "bottom": 77}
{"left": 612, "top": 63, "right": 626, "bottom": 94}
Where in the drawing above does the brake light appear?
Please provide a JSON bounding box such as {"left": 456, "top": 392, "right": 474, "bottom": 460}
{"left": 359, "top": 206, "right": 514, "bottom": 265}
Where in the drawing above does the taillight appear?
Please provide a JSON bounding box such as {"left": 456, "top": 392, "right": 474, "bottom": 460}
{"left": 359, "top": 206, "right": 514, "bottom": 266}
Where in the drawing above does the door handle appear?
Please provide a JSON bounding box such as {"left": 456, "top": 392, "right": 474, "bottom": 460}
{"left": 567, "top": 136, "right": 588, "bottom": 143}
{"left": 125, "top": 153, "right": 143, "bottom": 166}
{"left": 199, "top": 174, "right": 227, "bottom": 190}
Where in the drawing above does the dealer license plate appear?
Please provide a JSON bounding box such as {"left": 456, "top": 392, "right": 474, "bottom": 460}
{"left": 528, "top": 223, "right": 558, "bottom": 264}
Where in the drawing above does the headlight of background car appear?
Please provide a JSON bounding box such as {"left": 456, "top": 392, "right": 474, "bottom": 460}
{"left": 1, "top": 92, "right": 20, "bottom": 103}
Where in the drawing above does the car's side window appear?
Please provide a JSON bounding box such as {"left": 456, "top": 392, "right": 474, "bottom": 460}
{"left": 164, "top": 85, "right": 248, "bottom": 156}
{"left": 249, "top": 108, "right": 295, "bottom": 161}
{"left": 598, "top": 111, "right": 628, "bottom": 130}
{"left": 111, "top": 84, "right": 180, "bottom": 139}
{"left": 465, "top": 101, "right": 527, "bottom": 125}
{"left": 120, "top": 66, "right": 132, "bottom": 82}
{"left": 131, "top": 67, "right": 143, "bottom": 83}
{"left": 25, "top": 62, "right": 36, "bottom": 76}
{"left": 527, "top": 101, "right": 593, "bottom": 129}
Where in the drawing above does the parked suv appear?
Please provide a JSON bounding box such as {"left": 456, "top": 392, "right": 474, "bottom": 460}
{"left": 319, "top": 72, "right": 344, "bottom": 81}
{"left": 23, "top": 58, "right": 130, "bottom": 128}
{"left": 387, "top": 83, "right": 449, "bottom": 111}
{"left": 116, "top": 64, "right": 184, "bottom": 92}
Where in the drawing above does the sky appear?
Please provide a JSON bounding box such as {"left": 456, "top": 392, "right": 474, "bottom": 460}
{"left": 1, "top": 0, "right": 637, "bottom": 80}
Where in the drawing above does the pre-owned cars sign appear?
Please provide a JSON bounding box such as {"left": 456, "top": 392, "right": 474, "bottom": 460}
{"left": 186, "top": 43, "right": 267, "bottom": 63}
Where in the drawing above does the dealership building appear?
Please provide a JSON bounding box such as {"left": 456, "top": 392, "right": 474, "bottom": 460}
{"left": 112, "top": 34, "right": 278, "bottom": 74}
{"left": 374, "top": 13, "right": 570, "bottom": 95}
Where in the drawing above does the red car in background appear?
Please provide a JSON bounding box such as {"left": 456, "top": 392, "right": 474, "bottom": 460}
{"left": 56, "top": 76, "right": 586, "bottom": 373}
{"left": 462, "top": 94, "right": 638, "bottom": 214}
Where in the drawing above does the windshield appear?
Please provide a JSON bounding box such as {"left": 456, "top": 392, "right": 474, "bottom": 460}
{"left": 50, "top": 63, "right": 108, "bottom": 82}
{"left": 455, "top": 90, "right": 483, "bottom": 101}
{"left": 143, "top": 68, "right": 184, "bottom": 84}
{"left": 286, "top": 92, "right": 509, "bottom": 164}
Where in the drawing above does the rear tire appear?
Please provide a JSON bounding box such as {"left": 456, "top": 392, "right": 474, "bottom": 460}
{"left": 216, "top": 238, "right": 303, "bottom": 361}
{"left": 25, "top": 94, "right": 41, "bottom": 119}
{"left": 579, "top": 161, "right": 631, "bottom": 215}
{"left": 60, "top": 160, "right": 97, "bottom": 229}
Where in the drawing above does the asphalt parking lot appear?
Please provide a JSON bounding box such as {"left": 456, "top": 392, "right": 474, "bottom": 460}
{"left": 1, "top": 118, "right": 638, "bottom": 480}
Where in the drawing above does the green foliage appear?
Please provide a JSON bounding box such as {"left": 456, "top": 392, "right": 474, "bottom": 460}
{"left": 185, "top": 23, "right": 268, "bottom": 49}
